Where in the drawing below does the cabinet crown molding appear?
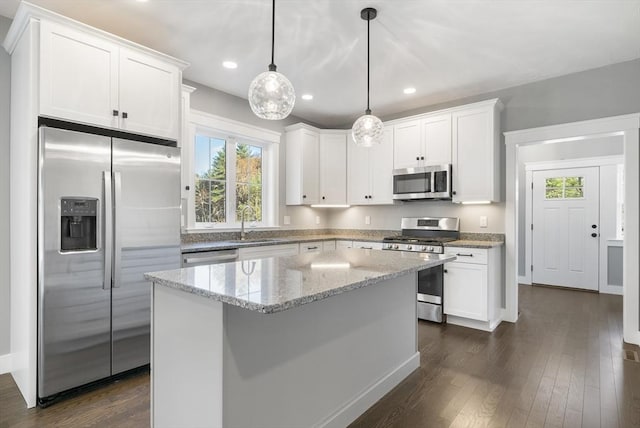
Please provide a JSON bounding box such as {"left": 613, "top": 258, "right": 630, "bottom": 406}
{"left": 3, "top": 1, "right": 190, "bottom": 70}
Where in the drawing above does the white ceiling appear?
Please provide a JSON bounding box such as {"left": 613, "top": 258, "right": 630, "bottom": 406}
{"left": 1, "top": 1, "right": 639, "bottom": 127}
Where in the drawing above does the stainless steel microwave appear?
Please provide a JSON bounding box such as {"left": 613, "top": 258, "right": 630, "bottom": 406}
{"left": 392, "top": 164, "right": 452, "bottom": 200}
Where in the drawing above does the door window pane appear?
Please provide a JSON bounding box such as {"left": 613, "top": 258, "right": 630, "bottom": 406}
{"left": 544, "top": 176, "right": 584, "bottom": 200}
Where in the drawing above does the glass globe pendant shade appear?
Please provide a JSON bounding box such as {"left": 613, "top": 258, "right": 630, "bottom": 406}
{"left": 248, "top": 70, "right": 296, "bottom": 120}
{"left": 352, "top": 113, "right": 384, "bottom": 147}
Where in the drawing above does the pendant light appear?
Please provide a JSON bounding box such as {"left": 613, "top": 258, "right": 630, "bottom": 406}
{"left": 248, "top": 0, "right": 295, "bottom": 120}
{"left": 352, "top": 7, "right": 383, "bottom": 147}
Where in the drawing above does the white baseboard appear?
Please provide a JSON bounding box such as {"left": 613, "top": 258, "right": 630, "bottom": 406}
{"left": 0, "top": 353, "right": 12, "bottom": 375}
{"left": 319, "top": 352, "right": 420, "bottom": 428}
{"left": 600, "top": 285, "right": 623, "bottom": 295}
{"left": 519, "top": 276, "right": 532, "bottom": 285}
{"left": 447, "top": 315, "right": 503, "bottom": 332}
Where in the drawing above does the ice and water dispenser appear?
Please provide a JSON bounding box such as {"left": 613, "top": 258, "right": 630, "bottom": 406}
{"left": 60, "top": 198, "right": 98, "bottom": 252}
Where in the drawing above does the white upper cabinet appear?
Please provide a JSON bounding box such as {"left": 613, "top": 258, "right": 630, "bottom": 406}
{"left": 118, "top": 48, "right": 181, "bottom": 139}
{"left": 393, "top": 120, "right": 421, "bottom": 170}
{"left": 40, "top": 21, "right": 119, "bottom": 129}
{"left": 286, "top": 127, "right": 320, "bottom": 205}
{"left": 319, "top": 133, "right": 347, "bottom": 205}
{"left": 393, "top": 114, "right": 452, "bottom": 170}
{"left": 347, "top": 127, "right": 394, "bottom": 205}
{"left": 422, "top": 114, "right": 452, "bottom": 165}
{"left": 38, "top": 19, "right": 186, "bottom": 140}
{"left": 287, "top": 126, "right": 348, "bottom": 206}
{"left": 452, "top": 100, "right": 502, "bottom": 203}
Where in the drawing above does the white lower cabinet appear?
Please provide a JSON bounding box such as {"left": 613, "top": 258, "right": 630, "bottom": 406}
{"left": 352, "top": 241, "right": 383, "bottom": 250}
{"left": 238, "top": 244, "right": 299, "bottom": 260}
{"left": 443, "top": 246, "right": 502, "bottom": 332}
{"left": 322, "top": 240, "right": 336, "bottom": 251}
{"left": 336, "top": 240, "right": 353, "bottom": 249}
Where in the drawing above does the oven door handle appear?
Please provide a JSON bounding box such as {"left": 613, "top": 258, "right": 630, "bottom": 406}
{"left": 417, "top": 293, "right": 442, "bottom": 305}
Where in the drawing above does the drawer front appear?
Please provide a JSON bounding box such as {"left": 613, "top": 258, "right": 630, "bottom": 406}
{"left": 299, "top": 243, "right": 322, "bottom": 253}
{"left": 352, "top": 241, "right": 383, "bottom": 250}
{"left": 444, "top": 247, "right": 488, "bottom": 264}
{"left": 238, "top": 244, "right": 299, "bottom": 260}
{"left": 336, "top": 240, "right": 353, "bottom": 249}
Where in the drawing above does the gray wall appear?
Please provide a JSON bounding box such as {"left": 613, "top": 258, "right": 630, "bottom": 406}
{"left": 0, "top": 15, "right": 12, "bottom": 356}
{"left": 330, "top": 59, "right": 640, "bottom": 236}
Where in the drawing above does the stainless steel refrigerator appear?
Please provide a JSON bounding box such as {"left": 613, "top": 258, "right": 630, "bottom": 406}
{"left": 37, "top": 126, "right": 181, "bottom": 403}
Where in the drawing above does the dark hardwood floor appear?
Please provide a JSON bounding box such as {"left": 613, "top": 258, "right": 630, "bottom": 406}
{"left": 1, "top": 285, "right": 639, "bottom": 428}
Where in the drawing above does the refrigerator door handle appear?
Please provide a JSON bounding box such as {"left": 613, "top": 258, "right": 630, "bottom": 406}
{"left": 113, "top": 171, "right": 122, "bottom": 288}
{"left": 103, "top": 171, "right": 113, "bottom": 290}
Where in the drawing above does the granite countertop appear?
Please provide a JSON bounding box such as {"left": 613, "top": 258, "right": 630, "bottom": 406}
{"left": 445, "top": 240, "right": 504, "bottom": 249}
{"left": 145, "top": 249, "right": 455, "bottom": 314}
{"left": 181, "top": 233, "right": 504, "bottom": 253}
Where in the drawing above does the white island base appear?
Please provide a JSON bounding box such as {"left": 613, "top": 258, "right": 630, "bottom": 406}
{"left": 151, "top": 273, "right": 419, "bottom": 428}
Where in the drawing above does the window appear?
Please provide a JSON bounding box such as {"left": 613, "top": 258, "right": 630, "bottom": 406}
{"left": 186, "top": 110, "right": 280, "bottom": 229}
{"left": 545, "top": 176, "right": 584, "bottom": 199}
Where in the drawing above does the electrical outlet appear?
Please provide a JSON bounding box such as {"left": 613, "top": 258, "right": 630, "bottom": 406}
{"left": 365, "top": 215, "right": 371, "bottom": 225}
{"left": 315, "top": 216, "right": 320, "bottom": 225}
{"left": 480, "top": 216, "right": 488, "bottom": 228}
{"left": 283, "top": 215, "right": 291, "bottom": 225}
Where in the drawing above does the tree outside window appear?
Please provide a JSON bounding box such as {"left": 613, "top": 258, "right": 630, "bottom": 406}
{"left": 194, "top": 135, "right": 263, "bottom": 225}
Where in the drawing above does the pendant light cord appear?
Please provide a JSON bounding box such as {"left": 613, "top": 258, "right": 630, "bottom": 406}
{"left": 269, "top": 0, "right": 277, "bottom": 71}
{"left": 366, "top": 15, "right": 371, "bottom": 115}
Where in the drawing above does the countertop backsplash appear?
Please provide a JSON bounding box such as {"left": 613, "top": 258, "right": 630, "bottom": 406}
{"left": 181, "top": 229, "right": 504, "bottom": 244}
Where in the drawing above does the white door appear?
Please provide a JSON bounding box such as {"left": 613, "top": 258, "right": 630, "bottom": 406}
{"left": 532, "top": 167, "right": 600, "bottom": 290}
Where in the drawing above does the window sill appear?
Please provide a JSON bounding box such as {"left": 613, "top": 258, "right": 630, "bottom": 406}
{"left": 183, "top": 225, "right": 282, "bottom": 234}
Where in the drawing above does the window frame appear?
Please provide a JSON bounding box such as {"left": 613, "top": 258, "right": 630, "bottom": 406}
{"left": 184, "top": 110, "right": 280, "bottom": 230}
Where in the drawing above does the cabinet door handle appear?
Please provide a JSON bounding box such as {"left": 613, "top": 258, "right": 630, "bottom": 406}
{"left": 591, "top": 233, "right": 598, "bottom": 238}
{"left": 303, "top": 195, "right": 307, "bottom": 199}
{"left": 452, "top": 191, "right": 457, "bottom": 195}
{"left": 444, "top": 269, "right": 448, "bottom": 273}
{"left": 369, "top": 195, "right": 372, "bottom": 199}
{"left": 416, "top": 156, "right": 420, "bottom": 161}
{"left": 112, "top": 109, "right": 119, "bottom": 117}
{"left": 456, "top": 253, "right": 474, "bottom": 257}
{"left": 322, "top": 196, "right": 325, "bottom": 200}
{"left": 360, "top": 246, "right": 373, "bottom": 250}
{"left": 307, "top": 246, "right": 319, "bottom": 250}
{"left": 420, "top": 156, "right": 424, "bottom": 160}
{"left": 122, "top": 112, "right": 128, "bottom": 119}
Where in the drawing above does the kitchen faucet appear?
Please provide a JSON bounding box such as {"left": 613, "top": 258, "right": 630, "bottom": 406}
{"left": 240, "top": 205, "right": 256, "bottom": 241}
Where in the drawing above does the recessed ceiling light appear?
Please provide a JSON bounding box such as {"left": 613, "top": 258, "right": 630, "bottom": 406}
{"left": 301, "top": 94, "right": 313, "bottom": 101}
{"left": 403, "top": 87, "right": 416, "bottom": 95}
{"left": 222, "top": 61, "right": 238, "bottom": 69}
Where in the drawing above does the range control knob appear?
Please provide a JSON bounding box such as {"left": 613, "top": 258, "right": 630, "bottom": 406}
{"left": 393, "top": 244, "right": 399, "bottom": 250}
{"left": 421, "top": 246, "right": 427, "bottom": 252}
{"left": 427, "top": 246, "right": 434, "bottom": 252}
{"left": 407, "top": 245, "right": 412, "bottom": 250}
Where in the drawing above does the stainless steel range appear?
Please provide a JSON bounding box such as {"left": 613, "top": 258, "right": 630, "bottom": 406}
{"left": 382, "top": 217, "right": 460, "bottom": 323}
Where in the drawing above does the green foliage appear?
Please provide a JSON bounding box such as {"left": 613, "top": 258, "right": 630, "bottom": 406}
{"left": 195, "top": 140, "right": 263, "bottom": 223}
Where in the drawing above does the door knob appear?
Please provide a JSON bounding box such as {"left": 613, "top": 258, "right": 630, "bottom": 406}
{"left": 591, "top": 233, "right": 598, "bottom": 238}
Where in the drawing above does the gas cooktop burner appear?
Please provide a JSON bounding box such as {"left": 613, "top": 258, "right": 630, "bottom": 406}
{"left": 382, "top": 216, "right": 460, "bottom": 254}
{"left": 382, "top": 236, "right": 457, "bottom": 245}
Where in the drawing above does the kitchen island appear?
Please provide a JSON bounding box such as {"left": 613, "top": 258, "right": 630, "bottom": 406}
{"left": 145, "top": 249, "right": 455, "bottom": 428}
